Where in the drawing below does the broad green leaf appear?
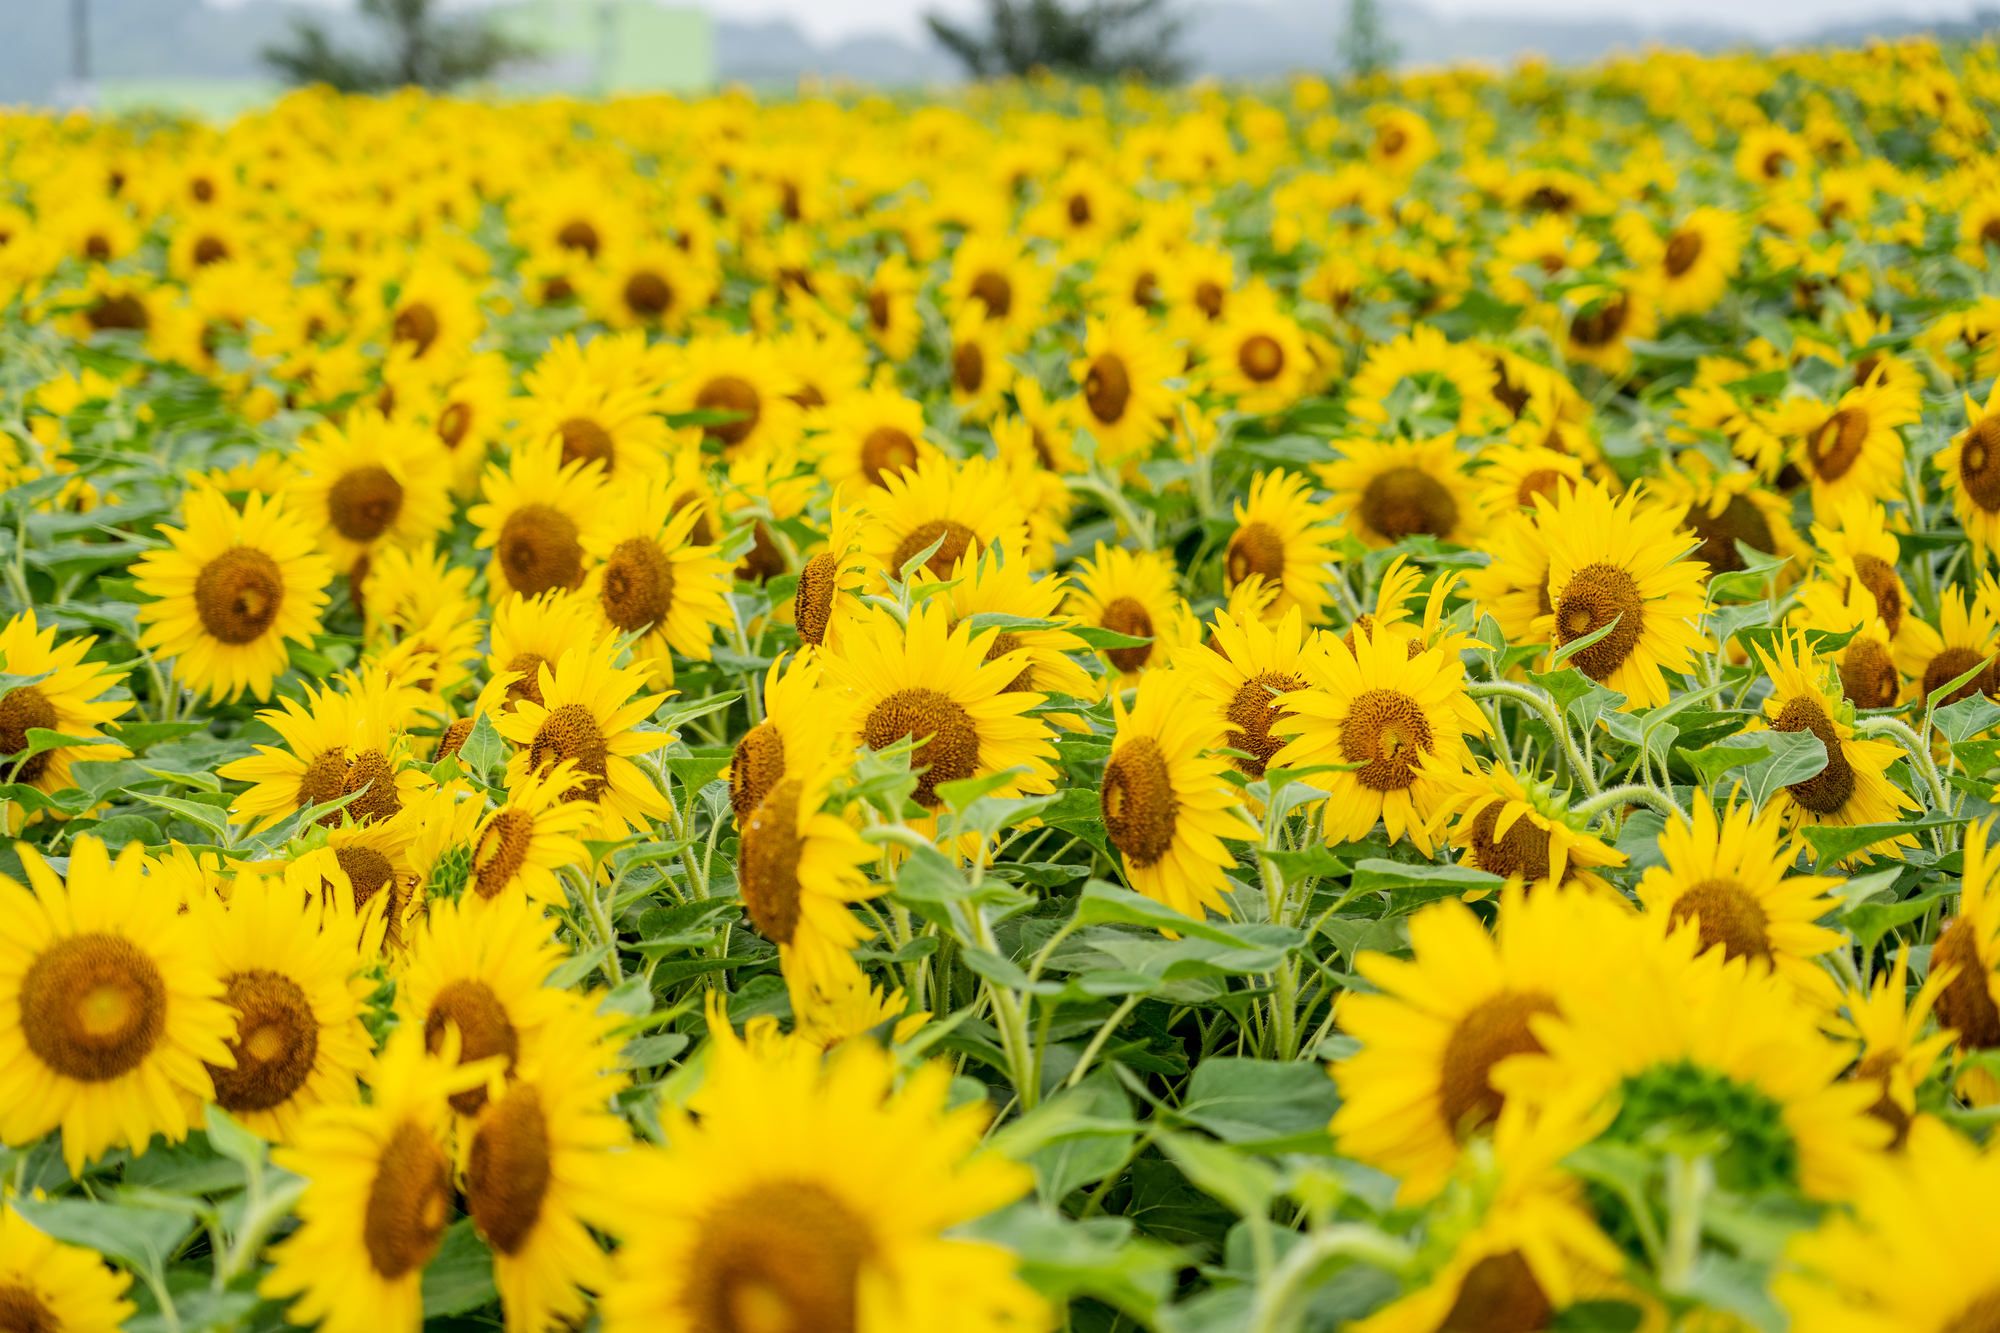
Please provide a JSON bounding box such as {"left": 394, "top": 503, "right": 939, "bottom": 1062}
{"left": 459, "top": 711, "right": 507, "bottom": 779}
{"left": 1072, "top": 625, "right": 1153, "bottom": 650}
{"left": 1156, "top": 1129, "right": 1278, "bottom": 1219}
{"left": 1179, "top": 1057, "right": 1340, "bottom": 1153}
{"left": 421, "top": 1218, "right": 497, "bottom": 1318}
{"left": 1798, "top": 816, "right": 1964, "bottom": 867}
{"left": 1933, "top": 693, "right": 2000, "bottom": 744}
{"left": 1549, "top": 613, "right": 1622, "bottom": 669}
{"left": 131, "top": 790, "right": 232, "bottom": 840}
{"left": 1740, "top": 730, "right": 1828, "bottom": 810}
{"left": 11, "top": 1195, "right": 194, "bottom": 1274}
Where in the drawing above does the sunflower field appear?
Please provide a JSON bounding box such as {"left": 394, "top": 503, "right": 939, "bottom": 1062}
{"left": 9, "top": 36, "right": 2000, "bottom": 1333}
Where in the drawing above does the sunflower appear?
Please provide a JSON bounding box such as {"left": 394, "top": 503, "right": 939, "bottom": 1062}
{"left": 1160, "top": 243, "right": 1236, "bottom": 334}
{"left": 1735, "top": 123, "right": 1809, "bottom": 185}
{"left": 737, "top": 753, "right": 878, "bottom": 989}
{"left": 465, "top": 1002, "right": 630, "bottom": 1333}
{"left": 494, "top": 643, "right": 674, "bottom": 839}
{"left": 1067, "top": 542, "right": 1192, "bottom": 684}
{"left": 821, "top": 599, "right": 1057, "bottom": 814}
{"left": 938, "top": 549, "right": 1098, "bottom": 703}
{"left": 1833, "top": 946, "right": 1957, "bottom": 1148}
{"left": 1936, "top": 377, "right": 2000, "bottom": 559}
{"left": 1472, "top": 442, "right": 1585, "bottom": 517}
{"left": 1746, "top": 632, "right": 1918, "bottom": 857}
{"left": 597, "top": 1000, "right": 1045, "bottom": 1333}
{"left": 660, "top": 333, "right": 802, "bottom": 460}
{"left": 772, "top": 326, "right": 869, "bottom": 419}
{"left": 314, "top": 815, "right": 425, "bottom": 953}
{"left": 1778, "top": 1117, "right": 2000, "bottom": 1333}
{"left": 0, "top": 1202, "right": 134, "bottom": 1333}
{"left": 0, "top": 611, "right": 129, "bottom": 800}
{"left": 1649, "top": 456, "right": 1807, "bottom": 591}
{"left": 789, "top": 959, "right": 928, "bottom": 1054}
{"left": 396, "top": 893, "right": 576, "bottom": 1119}
{"left": 470, "top": 439, "right": 608, "bottom": 602}
{"left": 0, "top": 838, "right": 235, "bottom": 1175}
{"left": 1790, "top": 576, "right": 1903, "bottom": 711}
{"left": 1221, "top": 468, "right": 1341, "bottom": 624}
{"left": 289, "top": 410, "right": 454, "bottom": 577}
{"left": 1808, "top": 498, "right": 1926, "bottom": 676}
{"left": 579, "top": 478, "right": 733, "bottom": 684}
{"left": 946, "top": 307, "right": 1016, "bottom": 423}
{"left": 134, "top": 483, "right": 333, "bottom": 703}
{"left": 1318, "top": 436, "right": 1486, "bottom": 550}
{"left": 188, "top": 870, "right": 373, "bottom": 1142}
{"left": 1526, "top": 481, "right": 1708, "bottom": 709}
{"left": 1368, "top": 107, "right": 1437, "bottom": 175}
{"left": 1648, "top": 207, "right": 1744, "bottom": 316}
{"left": 1768, "top": 378, "right": 1918, "bottom": 523}
{"left": 261, "top": 1026, "right": 492, "bottom": 1333}
{"left": 515, "top": 381, "right": 673, "bottom": 483}
{"left": 814, "top": 383, "right": 936, "bottom": 494}
{"left": 220, "top": 668, "right": 430, "bottom": 833}
{"left": 1098, "top": 669, "right": 1252, "bottom": 923}
{"left": 1560, "top": 279, "right": 1657, "bottom": 376}
{"left": 1487, "top": 213, "right": 1599, "bottom": 304}
{"left": 859, "top": 253, "right": 923, "bottom": 362}
{"left": 465, "top": 763, "right": 598, "bottom": 907}
{"left": 1633, "top": 789, "right": 1845, "bottom": 1003}
{"left": 1933, "top": 817, "right": 2000, "bottom": 1105}
{"left": 376, "top": 265, "right": 485, "bottom": 380}
{"left": 730, "top": 654, "right": 833, "bottom": 822}
{"left": 414, "top": 352, "right": 513, "bottom": 497}
{"left": 858, "top": 453, "right": 1032, "bottom": 588}
{"left": 587, "top": 241, "right": 715, "bottom": 335}
{"left": 485, "top": 591, "right": 611, "bottom": 713}
{"left": 1070, "top": 308, "right": 1179, "bottom": 463}
{"left": 943, "top": 232, "right": 1052, "bottom": 349}
{"left": 793, "top": 496, "right": 873, "bottom": 656}
{"left": 1426, "top": 762, "right": 1627, "bottom": 893}
{"left": 1272, "top": 623, "right": 1487, "bottom": 855}
{"left": 1345, "top": 325, "right": 1506, "bottom": 440}
{"left": 1331, "top": 886, "right": 1641, "bottom": 1202}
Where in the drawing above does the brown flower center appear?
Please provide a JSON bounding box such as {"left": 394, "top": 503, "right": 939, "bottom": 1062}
{"left": 364, "top": 1122, "right": 452, "bottom": 1278}
{"left": 1085, "top": 353, "right": 1132, "bottom": 425}
{"left": 731, "top": 722, "right": 786, "bottom": 821}
{"left": 556, "top": 219, "right": 600, "bottom": 256}
{"left": 1226, "top": 521, "right": 1287, "bottom": 590}
{"left": 1195, "top": 280, "right": 1226, "bottom": 320}
{"left": 466, "top": 1085, "right": 551, "bottom": 1256}
{"left": 970, "top": 270, "right": 1012, "bottom": 318}
{"left": 981, "top": 630, "right": 1035, "bottom": 692}
{"left": 1467, "top": 802, "right": 1557, "bottom": 883}
{"left": 1102, "top": 735, "right": 1177, "bottom": 869}
{"left": 557, "top": 418, "right": 615, "bottom": 474}
{"left": 1773, "top": 695, "right": 1856, "bottom": 815}
{"left": 952, "top": 340, "right": 986, "bottom": 395}
{"left": 1923, "top": 645, "right": 1997, "bottom": 709}
{"left": 1358, "top": 465, "right": 1458, "bottom": 542}
{"left": 1515, "top": 469, "right": 1566, "bottom": 509}
{"left": 209, "top": 969, "right": 318, "bottom": 1112}
{"left": 0, "top": 1285, "right": 56, "bottom": 1333}
{"left": 1669, "top": 877, "right": 1772, "bottom": 962}
{"left": 1682, "top": 495, "right": 1775, "bottom": 577}
{"left": 333, "top": 845, "right": 395, "bottom": 913}
{"left": 1848, "top": 554, "right": 1904, "bottom": 637}
{"left": 529, "top": 703, "right": 610, "bottom": 803}
{"left": 601, "top": 537, "right": 675, "bottom": 632}
{"left": 1807, "top": 406, "right": 1871, "bottom": 483}
{"left": 504, "top": 652, "right": 549, "bottom": 709}
{"left": 0, "top": 687, "right": 59, "bottom": 784}
{"left": 87, "top": 293, "right": 149, "bottom": 331}
{"left": 497, "top": 505, "right": 584, "bottom": 597}
{"left": 196, "top": 547, "right": 286, "bottom": 645}
{"left": 1237, "top": 334, "right": 1285, "bottom": 383}
{"left": 624, "top": 270, "right": 674, "bottom": 319}
{"left": 1339, "top": 688, "right": 1435, "bottom": 792}
{"left": 425, "top": 978, "right": 519, "bottom": 1116}
{"left": 1838, "top": 638, "right": 1900, "bottom": 711}
{"left": 890, "top": 519, "right": 981, "bottom": 580}
{"left": 437, "top": 401, "right": 473, "bottom": 449}
{"left": 1067, "top": 192, "right": 1092, "bottom": 226}
{"left": 861, "top": 688, "right": 978, "bottom": 809}
{"left": 794, "top": 552, "right": 838, "bottom": 646}
{"left": 1554, "top": 562, "right": 1645, "bottom": 681}
{"left": 327, "top": 465, "right": 402, "bottom": 543}
{"left": 1439, "top": 992, "right": 1557, "bottom": 1137}
{"left": 1570, "top": 293, "right": 1630, "bottom": 348}
{"left": 1960, "top": 418, "right": 2000, "bottom": 513}
{"left": 739, "top": 778, "right": 806, "bottom": 946}
{"left": 1935, "top": 916, "right": 2000, "bottom": 1051}
{"left": 1942, "top": 1288, "right": 2000, "bottom": 1333}
{"left": 1224, "top": 672, "right": 1303, "bottom": 779}
{"left": 1438, "top": 1250, "right": 1554, "bottom": 1333}
{"left": 1664, "top": 228, "right": 1704, "bottom": 277}
{"left": 1099, "top": 596, "right": 1156, "bottom": 674}
{"left": 472, "top": 809, "right": 536, "bottom": 900}
{"left": 857, "top": 427, "right": 920, "bottom": 488}
{"left": 686, "top": 1180, "right": 872, "bottom": 1333}
{"left": 194, "top": 234, "right": 230, "bottom": 266}
{"left": 696, "top": 376, "right": 761, "bottom": 447}
{"left": 20, "top": 933, "right": 166, "bottom": 1082}
{"left": 392, "top": 302, "right": 440, "bottom": 355}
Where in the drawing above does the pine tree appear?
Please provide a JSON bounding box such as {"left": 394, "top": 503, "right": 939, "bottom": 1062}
{"left": 263, "top": 0, "right": 537, "bottom": 93}
{"left": 926, "top": 0, "right": 1186, "bottom": 82}
{"left": 1339, "top": 0, "right": 1398, "bottom": 81}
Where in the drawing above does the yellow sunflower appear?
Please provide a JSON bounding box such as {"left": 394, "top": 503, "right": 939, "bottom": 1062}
{"left": 419, "top": 351, "right": 513, "bottom": 497}
{"left": 1318, "top": 436, "right": 1486, "bottom": 550}
{"left": 1809, "top": 498, "right": 1926, "bottom": 676}
{"left": 586, "top": 240, "right": 715, "bottom": 336}
{"left": 189, "top": 870, "right": 373, "bottom": 1143}
{"left": 1463, "top": 511, "right": 1557, "bottom": 648}
{"left": 1652, "top": 454, "right": 1808, "bottom": 589}
{"left": 485, "top": 590, "right": 611, "bottom": 713}
{"left": 943, "top": 232, "right": 1052, "bottom": 349}
{"left": 579, "top": 478, "right": 734, "bottom": 684}
{"left": 792, "top": 496, "right": 874, "bottom": 656}
{"left": 858, "top": 253, "right": 923, "bottom": 362}
{"left": 1769, "top": 378, "right": 1919, "bottom": 523}
{"left": 221, "top": 668, "right": 429, "bottom": 832}
{"left": 465, "top": 762, "right": 598, "bottom": 907}
{"left": 514, "top": 381, "right": 672, "bottom": 483}
{"left": 1200, "top": 282, "right": 1314, "bottom": 413}
{"left": 1472, "top": 442, "right": 1585, "bottom": 517}
{"left": 1645, "top": 207, "right": 1744, "bottom": 316}
{"left": 1791, "top": 576, "right": 1903, "bottom": 712}
{"left": 1271, "top": 623, "right": 1487, "bottom": 854}
{"left": 1368, "top": 107, "right": 1437, "bottom": 175}
{"left": 1223, "top": 468, "right": 1342, "bottom": 624}
{"left": 1529, "top": 481, "right": 1708, "bottom": 709}
{"left": 597, "top": 1000, "right": 1046, "bottom": 1333}
{"left": 0, "top": 1201, "right": 134, "bottom": 1333}
{"left": 814, "top": 383, "right": 936, "bottom": 494}
{"left": 1936, "top": 376, "right": 2000, "bottom": 559}
{"left": 0, "top": 838, "right": 235, "bottom": 1175}
{"left": 1933, "top": 817, "right": 2000, "bottom": 1105}
{"left": 311, "top": 816, "right": 425, "bottom": 955}
{"left": 0, "top": 610, "right": 130, "bottom": 799}
{"left": 1833, "top": 945, "right": 1956, "bottom": 1148}
{"left": 1559, "top": 278, "right": 1657, "bottom": 376}
{"left": 1099, "top": 668, "right": 1252, "bottom": 923}
{"left": 1067, "top": 542, "right": 1194, "bottom": 684}
{"left": 1425, "top": 762, "right": 1627, "bottom": 893}
{"left": 290, "top": 409, "right": 455, "bottom": 574}
{"left": 494, "top": 643, "right": 673, "bottom": 839}
{"left": 730, "top": 653, "right": 834, "bottom": 822}
{"left": 659, "top": 333, "right": 803, "bottom": 460}
{"left": 470, "top": 439, "right": 608, "bottom": 602}
{"left": 821, "top": 599, "right": 1058, "bottom": 814}
{"left": 1070, "top": 308, "right": 1179, "bottom": 464}
{"left": 134, "top": 483, "right": 333, "bottom": 703}
{"left": 947, "top": 307, "right": 1016, "bottom": 423}
{"left": 738, "top": 753, "right": 878, "bottom": 990}
{"left": 937, "top": 549, "right": 1098, "bottom": 703}
{"left": 1174, "top": 602, "right": 1309, "bottom": 782}
{"left": 858, "top": 453, "right": 1032, "bottom": 588}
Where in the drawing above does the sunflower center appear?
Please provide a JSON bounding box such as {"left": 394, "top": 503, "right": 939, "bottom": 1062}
{"left": 437, "top": 402, "right": 473, "bottom": 449}
{"left": 1664, "top": 228, "right": 1704, "bottom": 277}
{"left": 392, "top": 302, "right": 440, "bottom": 355}
{"left": 530, "top": 703, "right": 611, "bottom": 804}
{"left": 1807, "top": 406, "right": 1871, "bottom": 482}
{"left": 1357, "top": 465, "right": 1458, "bottom": 542}
{"left": 1837, "top": 638, "right": 1900, "bottom": 711}
{"left": 1773, "top": 695, "right": 1856, "bottom": 815}
{"left": 1682, "top": 495, "right": 1775, "bottom": 577}
{"left": 1226, "top": 521, "right": 1288, "bottom": 589}
{"left": 624, "top": 271, "right": 674, "bottom": 318}
{"left": 982, "top": 630, "right": 1035, "bottom": 692}
{"left": 1934, "top": 916, "right": 2000, "bottom": 1051}
{"left": 436, "top": 717, "right": 474, "bottom": 761}
{"left": 1553, "top": 562, "right": 1645, "bottom": 681}
{"left": 0, "top": 686, "right": 59, "bottom": 784}
{"left": 1099, "top": 596, "right": 1156, "bottom": 674}
{"left": 557, "top": 418, "right": 616, "bottom": 474}
{"left": 1923, "top": 645, "right": 1995, "bottom": 708}
{"left": 466, "top": 1085, "right": 551, "bottom": 1256}
{"left": 1377, "top": 124, "right": 1408, "bottom": 156}
{"left": 673, "top": 491, "right": 717, "bottom": 547}
{"left": 866, "top": 289, "right": 891, "bottom": 331}
{"left": 952, "top": 340, "right": 986, "bottom": 395}
{"left": 498, "top": 505, "right": 585, "bottom": 597}
{"left": 1668, "top": 877, "right": 1772, "bottom": 962}
{"left": 859, "top": 427, "right": 919, "bottom": 488}
{"left": 333, "top": 845, "right": 395, "bottom": 914}
{"left": 20, "top": 933, "right": 167, "bottom": 1082}
{"left": 890, "top": 520, "right": 980, "bottom": 580}
{"left": 1515, "top": 469, "right": 1565, "bottom": 509}
{"left": 1194, "top": 280, "right": 1226, "bottom": 320}
{"left": 556, "top": 219, "right": 600, "bottom": 255}
{"left": 1942, "top": 1289, "right": 2000, "bottom": 1333}
{"left": 862, "top": 688, "right": 978, "bottom": 809}
{"left": 1224, "top": 672, "right": 1303, "bottom": 779}
{"left": 425, "top": 977, "right": 520, "bottom": 1116}
{"left": 1846, "top": 554, "right": 1903, "bottom": 637}
{"left": 326, "top": 465, "right": 403, "bottom": 543}
{"left": 1237, "top": 334, "right": 1285, "bottom": 383}
{"left": 1101, "top": 735, "right": 1178, "bottom": 869}
{"left": 1438, "top": 991, "right": 1556, "bottom": 1137}
{"left": 601, "top": 537, "right": 676, "bottom": 632}
{"left": 1067, "top": 192, "right": 1092, "bottom": 225}
{"left": 1339, "top": 688, "right": 1435, "bottom": 792}
{"left": 195, "top": 547, "right": 286, "bottom": 645}
{"left": 504, "top": 652, "right": 549, "bottom": 709}
{"left": 1085, "top": 353, "right": 1132, "bottom": 425}
{"left": 472, "top": 809, "right": 536, "bottom": 900}
{"left": 730, "top": 723, "right": 786, "bottom": 820}
{"left": 1960, "top": 418, "right": 2000, "bottom": 513}
{"left": 687, "top": 1179, "right": 872, "bottom": 1333}
{"left": 209, "top": 968, "right": 318, "bottom": 1112}
{"left": 696, "top": 376, "right": 761, "bottom": 447}
{"left": 88, "top": 293, "right": 150, "bottom": 331}
{"left": 739, "top": 777, "right": 807, "bottom": 946}
{"left": 364, "top": 1121, "right": 452, "bottom": 1279}
{"left": 1570, "top": 293, "right": 1630, "bottom": 348}
{"left": 193, "top": 234, "right": 229, "bottom": 265}
{"left": 1437, "top": 1251, "right": 1553, "bottom": 1333}
{"left": 793, "top": 553, "right": 838, "bottom": 647}
{"left": 1467, "top": 802, "right": 1557, "bottom": 883}
{"left": 345, "top": 748, "right": 404, "bottom": 825}
{"left": 970, "top": 270, "right": 1012, "bottom": 318}
{"left": 0, "top": 1285, "right": 56, "bottom": 1333}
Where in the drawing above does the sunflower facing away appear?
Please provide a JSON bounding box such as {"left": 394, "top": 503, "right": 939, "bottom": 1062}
{"left": 0, "top": 838, "right": 235, "bottom": 1175}
{"left": 470, "top": 439, "right": 608, "bottom": 601}
{"left": 134, "top": 483, "right": 333, "bottom": 702}
{"left": 0, "top": 610, "right": 130, "bottom": 798}
{"left": 1222, "top": 468, "right": 1341, "bottom": 624}
{"left": 0, "top": 1201, "right": 134, "bottom": 1333}
{"left": 598, "top": 1000, "right": 1047, "bottom": 1333}
{"left": 494, "top": 643, "right": 673, "bottom": 839}
{"left": 737, "top": 750, "right": 878, "bottom": 990}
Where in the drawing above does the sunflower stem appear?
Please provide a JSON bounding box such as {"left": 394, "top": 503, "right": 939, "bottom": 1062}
{"left": 1571, "top": 783, "right": 1683, "bottom": 826}
{"left": 1660, "top": 1151, "right": 1714, "bottom": 1294}
{"left": 1467, "top": 680, "right": 1600, "bottom": 798}
{"left": 1855, "top": 715, "right": 1951, "bottom": 816}
{"left": 1244, "top": 1225, "right": 1413, "bottom": 1333}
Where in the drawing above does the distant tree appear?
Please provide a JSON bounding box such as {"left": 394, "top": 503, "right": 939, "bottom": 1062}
{"left": 263, "top": 0, "right": 537, "bottom": 93}
{"left": 926, "top": 0, "right": 1186, "bottom": 82}
{"left": 1339, "top": 0, "right": 1398, "bottom": 81}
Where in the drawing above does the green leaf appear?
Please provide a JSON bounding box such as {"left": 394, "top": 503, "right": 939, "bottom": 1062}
{"left": 11, "top": 1195, "right": 194, "bottom": 1274}
{"left": 131, "top": 790, "right": 232, "bottom": 840}
{"left": 1040, "top": 786, "right": 1112, "bottom": 858}
{"left": 620, "top": 1033, "right": 690, "bottom": 1067}
{"left": 1156, "top": 1129, "right": 1278, "bottom": 1219}
{"left": 955, "top": 1202, "right": 1179, "bottom": 1323}
{"left": 964, "top": 612, "right": 1060, "bottom": 633}
{"left": 1842, "top": 884, "right": 1950, "bottom": 956}
{"left": 1933, "top": 693, "right": 2000, "bottom": 744}
{"left": 1074, "top": 879, "right": 1266, "bottom": 949}
{"left": 421, "top": 1218, "right": 497, "bottom": 1318}
{"left": 1256, "top": 844, "right": 1349, "bottom": 886}
{"left": 1798, "top": 816, "right": 1964, "bottom": 867}
{"left": 1739, "top": 730, "right": 1828, "bottom": 810}
{"left": 1526, "top": 667, "right": 1597, "bottom": 713}
{"left": 935, "top": 769, "right": 1023, "bottom": 813}
{"left": 1350, "top": 858, "right": 1504, "bottom": 915}
{"left": 202, "top": 1105, "right": 268, "bottom": 1173}
{"left": 106, "top": 721, "right": 205, "bottom": 753}
{"left": 1676, "top": 733, "right": 1767, "bottom": 789}
{"left": 1072, "top": 624, "right": 1153, "bottom": 650}
{"left": 1707, "top": 542, "right": 1797, "bottom": 602}
{"left": 459, "top": 711, "right": 507, "bottom": 779}
{"left": 1734, "top": 624, "right": 1858, "bottom": 666}
{"left": 667, "top": 750, "right": 733, "bottom": 797}
{"left": 1178, "top": 1057, "right": 1340, "bottom": 1153}
{"left": 653, "top": 691, "right": 743, "bottom": 732}
{"left": 1549, "top": 613, "right": 1622, "bottom": 669}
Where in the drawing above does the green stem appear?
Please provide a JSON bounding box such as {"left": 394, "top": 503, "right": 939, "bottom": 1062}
{"left": 1244, "top": 1226, "right": 1412, "bottom": 1333}
{"left": 1468, "top": 680, "right": 1600, "bottom": 797}
{"left": 1066, "top": 994, "right": 1143, "bottom": 1089}
{"left": 1570, "top": 783, "right": 1684, "bottom": 825}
